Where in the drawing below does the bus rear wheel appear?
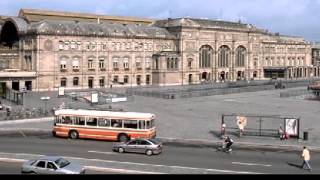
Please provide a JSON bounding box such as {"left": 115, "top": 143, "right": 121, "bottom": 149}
{"left": 69, "top": 130, "right": 79, "bottom": 140}
{"left": 118, "top": 134, "right": 129, "bottom": 142}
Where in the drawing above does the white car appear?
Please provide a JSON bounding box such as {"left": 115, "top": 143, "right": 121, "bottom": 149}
{"left": 21, "top": 156, "right": 85, "bottom": 174}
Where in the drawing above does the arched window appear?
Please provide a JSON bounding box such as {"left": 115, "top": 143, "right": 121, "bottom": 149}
{"left": 218, "top": 46, "right": 230, "bottom": 68}
{"left": 199, "top": 45, "right": 213, "bottom": 68}
{"left": 236, "top": 46, "right": 246, "bottom": 67}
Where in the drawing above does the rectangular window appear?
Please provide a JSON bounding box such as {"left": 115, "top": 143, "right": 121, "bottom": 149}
{"left": 88, "top": 59, "right": 94, "bottom": 69}
{"left": 146, "top": 75, "right": 151, "bottom": 85}
{"left": 124, "top": 76, "right": 129, "bottom": 84}
{"left": 73, "top": 117, "right": 85, "bottom": 126}
{"left": 99, "top": 59, "right": 105, "bottom": 69}
{"left": 98, "top": 119, "right": 111, "bottom": 127}
{"left": 86, "top": 118, "right": 97, "bottom": 126}
{"left": 111, "top": 119, "right": 122, "bottom": 128}
{"left": 113, "top": 58, "right": 119, "bottom": 69}
{"left": 61, "top": 78, "right": 67, "bottom": 87}
{"left": 146, "top": 58, "right": 151, "bottom": 69}
{"left": 146, "top": 120, "right": 155, "bottom": 129}
{"left": 123, "top": 120, "right": 138, "bottom": 129}
{"left": 113, "top": 76, "right": 118, "bottom": 83}
{"left": 138, "top": 121, "right": 145, "bottom": 130}
{"left": 136, "top": 60, "right": 142, "bottom": 69}
{"left": 73, "top": 77, "right": 79, "bottom": 86}
{"left": 99, "top": 77, "right": 105, "bottom": 87}
{"left": 123, "top": 58, "right": 129, "bottom": 69}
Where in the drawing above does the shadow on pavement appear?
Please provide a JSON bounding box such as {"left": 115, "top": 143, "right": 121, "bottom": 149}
{"left": 287, "top": 162, "right": 302, "bottom": 169}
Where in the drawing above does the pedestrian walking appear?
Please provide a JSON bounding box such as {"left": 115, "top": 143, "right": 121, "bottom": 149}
{"left": 301, "top": 146, "right": 312, "bottom": 171}
{"left": 236, "top": 116, "right": 247, "bottom": 137}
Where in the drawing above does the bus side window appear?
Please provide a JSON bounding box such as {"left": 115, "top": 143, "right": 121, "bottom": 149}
{"left": 98, "top": 119, "right": 105, "bottom": 127}
{"left": 146, "top": 121, "right": 151, "bottom": 129}
{"left": 65, "top": 116, "right": 72, "bottom": 124}
{"left": 111, "top": 119, "right": 122, "bottom": 128}
{"left": 79, "top": 117, "right": 85, "bottom": 125}
{"left": 98, "top": 119, "right": 110, "bottom": 127}
{"left": 139, "top": 120, "right": 145, "bottom": 130}
{"left": 87, "top": 118, "right": 97, "bottom": 126}
{"left": 124, "top": 120, "right": 138, "bottom": 129}
{"left": 105, "top": 119, "right": 111, "bottom": 127}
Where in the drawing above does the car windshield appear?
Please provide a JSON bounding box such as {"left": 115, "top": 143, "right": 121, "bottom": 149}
{"left": 55, "top": 158, "right": 70, "bottom": 168}
{"left": 149, "top": 139, "right": 161, "bottom": 145}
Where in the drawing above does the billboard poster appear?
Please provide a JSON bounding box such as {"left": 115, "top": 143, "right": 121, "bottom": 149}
{"left": 285, "top": 118, "right": 299, "bottom": 136}
{"left": 91, "top": 92, "right": 98, "bottom": 103}
{"left": 58, "top": 87, "right": 65, "bottom": 96}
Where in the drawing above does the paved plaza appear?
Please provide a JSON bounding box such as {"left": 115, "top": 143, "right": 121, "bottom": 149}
{"left": 0, "top": 86, "right": 320, "bottom": 148}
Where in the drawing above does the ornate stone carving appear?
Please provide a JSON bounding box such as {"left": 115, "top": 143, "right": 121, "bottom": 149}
{"left": 186, "top": 41, "right": 196, "bottom": 50}
{"left": 44, "top": 39, "right": 53, "bottom": 51}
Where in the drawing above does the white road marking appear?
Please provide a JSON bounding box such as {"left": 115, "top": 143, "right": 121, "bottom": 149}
{"left": 84, "top": 166, "right": 163, "bottom": 174}
{"left": 68, "top": 156, "right": 261, "bottom": 174}
{"left": 0, "top": 158, "right": 26, "bottom": 163}
{"left": 0, "top": 152, "right": 261, "bottom": 174}
{"left": 0, "top": 117, "right": 53, "bottom": 125}
{"left": 232, "top": 162, "right": 272, "bottom": 167}
{"left": 88, "top": 150, "right": 117, "bottom": 155}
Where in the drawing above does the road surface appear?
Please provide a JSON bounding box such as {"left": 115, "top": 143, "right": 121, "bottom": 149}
{"left": 0, "top": 135, "right": 318, "bottom": 174}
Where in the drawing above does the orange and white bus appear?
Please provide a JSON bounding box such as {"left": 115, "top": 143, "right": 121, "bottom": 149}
{"left": 53, "top": 109, "right": 156, "bottom": 142}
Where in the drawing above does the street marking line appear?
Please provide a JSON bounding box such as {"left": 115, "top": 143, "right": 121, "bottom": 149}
{"left": 88, "top": 150, "right": 117, "bottom": 155}
{"left": 232, "top": 162, "right": 272, "bottom": 167}
{"left": 0, "top": 117, "right": 53, "bottom": 125}
{"left": 84, "top": 166, "right": 164, "bottom": 174}
{"left": 0, "top": 158, "right": 26, "bottom": 163}
{"left": 69, "top": 156, "right": 261, "bottom": 174}
{"left": 0, "top": 152, "right": 261, "bottom": 174}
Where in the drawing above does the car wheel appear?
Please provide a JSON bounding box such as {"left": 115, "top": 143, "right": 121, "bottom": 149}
{"left": 118, "top": 147, "right": 125, "bottom": 153}
{"left": 146, "top": 149, "right": 153, "bottom": 156}
{"left": 69, "top": 130, "right": 79, "bottom": 140}
{"left": 118, "top": 134, "right": 129, "bottom": 142}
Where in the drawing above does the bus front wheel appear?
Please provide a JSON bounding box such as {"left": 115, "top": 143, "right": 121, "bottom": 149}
{"left": 69, "top": 130, "right": 79, "bottom": 140}
{"left": 118, "top": 134, "right": 129, "bottom": 142}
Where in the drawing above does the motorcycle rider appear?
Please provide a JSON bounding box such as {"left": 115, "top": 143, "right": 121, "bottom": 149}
{"left": 224, "top": 136, "right": 234, "bottom": 152}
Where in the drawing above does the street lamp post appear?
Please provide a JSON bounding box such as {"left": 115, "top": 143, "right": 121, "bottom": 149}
{"left": 41, "top": 96, "right": 50, "bottom": 115}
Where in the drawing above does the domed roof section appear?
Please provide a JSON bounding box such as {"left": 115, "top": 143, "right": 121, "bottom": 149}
{"left": 28, "top": 19, "right": 176, "bottom": 39}
{"left": 3, "top": 17, "right": 28, "bottom": 35}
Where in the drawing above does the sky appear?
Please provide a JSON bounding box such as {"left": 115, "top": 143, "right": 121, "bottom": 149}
{"left": 0, "top": 0, "right": 320, "bottom": 42}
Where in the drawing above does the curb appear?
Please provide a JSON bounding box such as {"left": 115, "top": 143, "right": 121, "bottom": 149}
{"left": 0, "top": 128, "right": 319, "bottom": 152}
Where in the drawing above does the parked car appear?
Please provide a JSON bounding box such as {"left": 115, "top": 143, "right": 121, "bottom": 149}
{"left": 112, "top": 139, "right": 162, "bottom": 156}
{"left": 21, "top": 156, "right": 85, "bottom": 174}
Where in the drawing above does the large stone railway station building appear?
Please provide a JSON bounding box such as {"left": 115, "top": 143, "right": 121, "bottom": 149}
{"left": 0, "top": 9, "right": 320, "bottom": 92}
